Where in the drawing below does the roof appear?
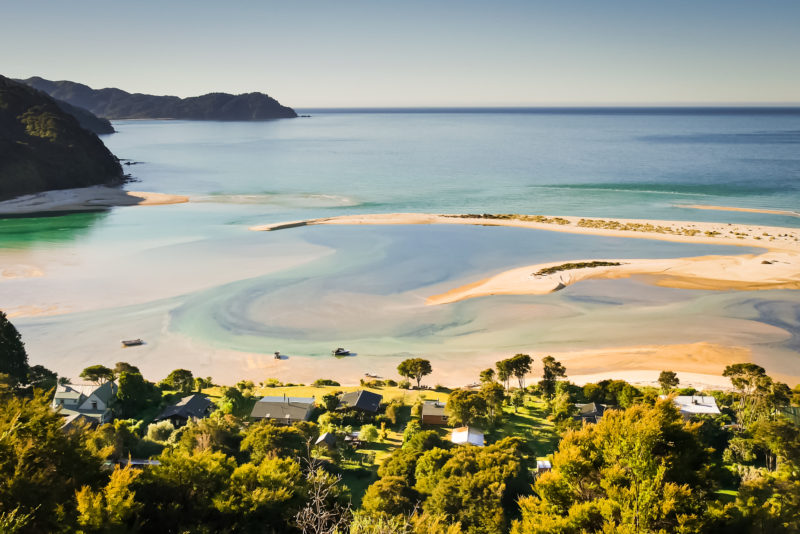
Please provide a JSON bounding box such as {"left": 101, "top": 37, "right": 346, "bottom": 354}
{"left": 54, "top": 382, "right": 117, "bottom": 404}
{"left": 315, "top": 432, "right": 337, "bottom": 446}
{"left": 577, "top": 402, "right": 605, "bottom": 417}
{"left": 451, "top": 426, "right": 484, "bottom": 446}
{"left": 61, "top": 413, "right": 97, "bottom": 430}
{"left": 155, "top": 394, "right": 213, "bottom": 421}
{"left": 661, "top": 395, "right": 721, "bottom": 415}
{"left": 537, "top": 460, "right": 552, "bottom": 470}
{"left": 258, "top": 396, "right": 315, "bottom": 405}
{"left": 250, "top": 397, "right": 314, "bottom": 421}
{"left": 422, "top": 400, "right": 447, "bottom": 417}
{"left": 338, "top": 390, "right": 383, "bottom": 413}
{"left": 55, "top": 407, "right": 109, "bottom": 423}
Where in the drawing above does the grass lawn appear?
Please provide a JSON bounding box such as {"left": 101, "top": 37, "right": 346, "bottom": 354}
{"left": 492, "top": 397, "right": 559, "bottom": 459}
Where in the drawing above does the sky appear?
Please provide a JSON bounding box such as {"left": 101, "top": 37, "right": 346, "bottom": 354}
{"left": 2, "top": 0, "right": 799, "bottom": 107}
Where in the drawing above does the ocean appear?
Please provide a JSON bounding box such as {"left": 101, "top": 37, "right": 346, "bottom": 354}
{"left": 2, "top": 109, "right": 799, "bottom": 385}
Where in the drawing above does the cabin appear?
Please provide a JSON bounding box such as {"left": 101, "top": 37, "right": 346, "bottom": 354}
{"left": 661, "top": 395, "right": 721, "bottom": 420}
{"left": 315, "top": 432, "right": 337, "bottom": 449}
{"left": 154, "top": 394, "right": 214, "bottom": 428}
{"left": 536, "top": 460, "right": 552, "bottom": 473}
{"left": 52, "top": 382, "right": 117, "bottom": 425}
{"left": 250, "top": 395, "right": 315, "bottom": 424}
{"left": 450, "top": 426, "right": 484, "bottom": 447}
{"left": 574, "top": 402, "right": 610, "bottom": 424}
{"left": 337, "top": 390, "right": 383, "bottom": 413}
{"left": 421, "top": 400, "right": 448, "bottom": 425}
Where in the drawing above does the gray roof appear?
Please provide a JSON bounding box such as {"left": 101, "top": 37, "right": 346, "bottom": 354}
{"left": 259, "top": 396, "right": 314, "bottom": 405}
{"left": 155, "top": 394, "right": 213, "bottom": 421}
{"left": 315, "top": 432, "right": 337, "bottom": 446}
{"left": 54, "top": 382, "right": 117, "bottom": 404}
{"left": 338, "top": 390, "right": 383, "bottom": 413}
{"left": 250, "top": 398, "right": 314, "bottom": 421}
{"left": 422, "top": 400, "right": 447, "bottom": 417}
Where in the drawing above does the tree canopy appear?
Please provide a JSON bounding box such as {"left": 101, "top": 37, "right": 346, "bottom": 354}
{"left": 397, "top": 358, "right": 433, "bottom": 389}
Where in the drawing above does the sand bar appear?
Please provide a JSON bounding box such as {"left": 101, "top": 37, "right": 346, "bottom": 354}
{"left": 0, "top": 186, "right": 189, "bottom": 215}
{"left": 252, "top": 212, "right": 800, "bottom": 302}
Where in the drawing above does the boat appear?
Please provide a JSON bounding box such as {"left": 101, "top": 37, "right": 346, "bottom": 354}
{"left": 332, "top": 347, "right": 351, "bottom": 356}
{"left": 121, "top": 339, "right": 144, "bottom": 347}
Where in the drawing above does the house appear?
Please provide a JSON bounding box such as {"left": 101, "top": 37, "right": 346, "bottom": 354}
{"left": 154, "top": 394, "right": 214, "bottom": 428}
{"left": 315, "top": 432, "right": 337, "bottom": 449}
{"left": 337, "top": 390, "right": 383, "bottom": 413}
{"left": 661, "top": 395, "right": 721, "bottom": 419}
{"left": 52, "top": 382, "right": 117, "bottom": 425}
{"left": 574, "top": 402, "right": 610, "bottom": 424}
{"left": 250, "top": 395, "right": 315, "bottom": 424}
{"left": 450, "top": 426, "right": 484, "bottom": 446}
{"left": 780, "top": 406, "right": 800, "bottom": 426}
{"left": 421, "top": 400, "right": 448, "bottom": 425}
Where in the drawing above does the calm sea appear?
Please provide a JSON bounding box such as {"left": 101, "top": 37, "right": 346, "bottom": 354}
{"left": 2, "top": 109, "right": 799, "bottom": 383}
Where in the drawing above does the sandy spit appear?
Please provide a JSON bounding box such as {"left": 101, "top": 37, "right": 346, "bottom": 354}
{"left": 0, "top": 186, "right": 189, "bottom": 215}
{"left": 676, "top": 204, "right": 800, "bottom": 218}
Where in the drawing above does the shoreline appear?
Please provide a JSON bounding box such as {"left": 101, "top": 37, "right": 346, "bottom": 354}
{"left": 0, "top": 186, "right": 189, "bottom": 215}
{"left": 676, "top": 204, "right": 800, "bottom": 218}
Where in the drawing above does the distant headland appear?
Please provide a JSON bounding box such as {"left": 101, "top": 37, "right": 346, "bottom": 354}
{"left": 19, "top": 76, "right": 297, "bottom": 121}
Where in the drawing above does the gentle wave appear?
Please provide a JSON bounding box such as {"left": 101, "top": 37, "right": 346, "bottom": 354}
{"left": 194, "top": 192, "right": 362, "bottom": 208}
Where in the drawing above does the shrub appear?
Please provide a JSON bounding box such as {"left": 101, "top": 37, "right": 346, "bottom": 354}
{"left": 385, "top": 379, "right": 398, "bottom": 387}
{"left": 399, "top": 379, "right": 411, "bottom": 389}
{"left": 314, "top": 378, "right": 341, "bottom": 387}
{"left": 359, "top": 424, "right": 379, "bottom": 442}
{"left": 262, "top": 378, "right": 282, "bottom": 388}
{"left": 146, "top": 420, "right": 176, "bottom": 443}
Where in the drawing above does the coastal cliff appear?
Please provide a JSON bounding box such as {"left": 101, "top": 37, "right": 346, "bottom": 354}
{"left": 0, "top": 75, "right": 124, "bottom": 199}
{"left": 21, "top": 76, "right": 298, "bottom": 120}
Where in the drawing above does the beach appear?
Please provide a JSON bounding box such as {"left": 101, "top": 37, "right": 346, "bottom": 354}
{"left": 0, "top": 185, "right": 189, "bottom": 215}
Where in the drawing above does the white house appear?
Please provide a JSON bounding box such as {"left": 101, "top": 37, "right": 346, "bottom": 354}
{"left": 52, "top": 382, "right": 117, "bottom": 425}
{"left": 450, "top": 426, "right": 484, "bottom": 446}
{"left": 661, "top": 395, "right": 721, "bottom": 419}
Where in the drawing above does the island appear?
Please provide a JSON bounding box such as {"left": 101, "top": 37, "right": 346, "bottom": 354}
{"left": 20, "top": 76, "right": 298, "bottom": 120}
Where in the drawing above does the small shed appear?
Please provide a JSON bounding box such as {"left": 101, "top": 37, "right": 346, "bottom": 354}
{"left": 421, "top": 400, "right": 449, "bottom": 425}
{"left": 450, "top": 426, "right": 484, "bottom": 446}
{"left": 537, "top": 460, "right": 552, "bottom": 473}
{"left": 660, "top": 395, "right": 721, "bottom": 420}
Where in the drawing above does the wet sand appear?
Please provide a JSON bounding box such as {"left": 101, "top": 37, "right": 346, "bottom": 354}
{"left": 0, "top": 186, "right": 189, "bottom": 215}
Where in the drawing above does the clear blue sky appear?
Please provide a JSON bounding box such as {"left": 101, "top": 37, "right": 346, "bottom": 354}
{"left": 2, "top": 0, "right": 798, "bottom": 107}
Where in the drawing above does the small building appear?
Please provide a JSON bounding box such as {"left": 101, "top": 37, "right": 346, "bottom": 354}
{"left": 154, "top": 394, "right": 214, "bottom": 428}
{"left": 250, "top": 395, "right": 315, "bottom": 425}
{"left": 574, "top": 402, "right": 609, "bottom": 424}
{"left": 536, "top": 460, "right": 552, "bottom": 473}
{"left": 52, "top": 382, "right": 117, "bottom": 425}
{"left": 451, "top": 426, "right": 484, "bottom": 446}
{"left": 421, "top": 400, "right": 448, "bottom": 425}
{"left": 315, "top": 432, "right": 337, "bottom": 449}
{"left": 338, "top": 390, "right": 383, "bottom": 413}
{"left": 661, "top": 395, "right": 721, "bottom": 419}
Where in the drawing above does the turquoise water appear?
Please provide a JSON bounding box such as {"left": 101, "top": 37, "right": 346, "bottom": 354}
{"left": 2, "top": 110, "right": 799, "bottom": 384}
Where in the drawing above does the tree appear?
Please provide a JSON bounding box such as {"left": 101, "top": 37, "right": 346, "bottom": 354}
{"left": 241, "top": 422, "right": 307, "bottom": 461}
{"left": 496, "top": 359, "right": 512, "bottom": 391}
{"left": 658, "top": 370, "right": 680, "bottom": 393}
{"left": 511, "top": 400, "right": 710, "bottom": 534}
{"left": 26, "top": 364, "right": 57, "bottom": 391}
{"left": 480, "top": 382, "right": 506, "bottom": 425}
{"left": 479, "top": 368, "right": 495, "bottom": 383}
{"left": 75, "top": 465, "right": 142, "bottom": 533}
{"left": 509, "top": 354, "right": 533, "bottom": 390}
{"left": 723, "top": 363, "right": 784, "bottom": 426}
{"left": 162, "top": 369, "right": 194, "bottom": 394}
{"left": 446, "top": 389, "right": 488, "bottom": 427}
{"left": 539, "top": 356, "right": 566, "bottom": 399}
{"left": 80, "top": 365, "right": 114, "bottom": 385}
{"left": 113, "top": 362, "right": 140, "bottom": 377}
{"left": 195, "top": 376, "right": 214, "bottom": 391}
{"left": 361, "top": 476, "right": 418, "bottom": 516}
{"left": 511, "top": 389, "right": 525, "bottom": 413}
{"left": 0, "top": 391, "right": 105, "bottom": 531}
{"left": 115, "top": 371, "right": 161, "bottom": 419}
{"left": 218, "top": 386, "right": 245, "bottom": 415}
{"left": 397, "top": 358, "right": 433, "bottom": 389}
{"left": 402, "top": 419, "right": 422, "bottom": 444}
{"left": 0, "top": 311, "right": 28, "bottom": 387}
{"left": 321, "top": 393, "right": 340, "bottom": 412}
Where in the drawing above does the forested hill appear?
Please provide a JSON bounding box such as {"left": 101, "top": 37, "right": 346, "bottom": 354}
{"left": 21, "top": 76, "right": 298, "bottom": 120}
{"left": 0, "top": 75, "right": 124, "bottom": 199}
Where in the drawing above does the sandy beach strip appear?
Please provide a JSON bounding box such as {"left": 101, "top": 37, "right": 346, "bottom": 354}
{"left": 676, "top": 204, "right": 800, "bottom": 218}
{"left": 252, "top": 212, "right": 800, "bottom": 302}
{"left": 0, "top": 186, "right": 188, "bottom": 215}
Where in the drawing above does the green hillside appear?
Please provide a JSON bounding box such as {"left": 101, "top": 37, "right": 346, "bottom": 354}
{"left": 0, "top": 75, "right": 123, "bottom": 199}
